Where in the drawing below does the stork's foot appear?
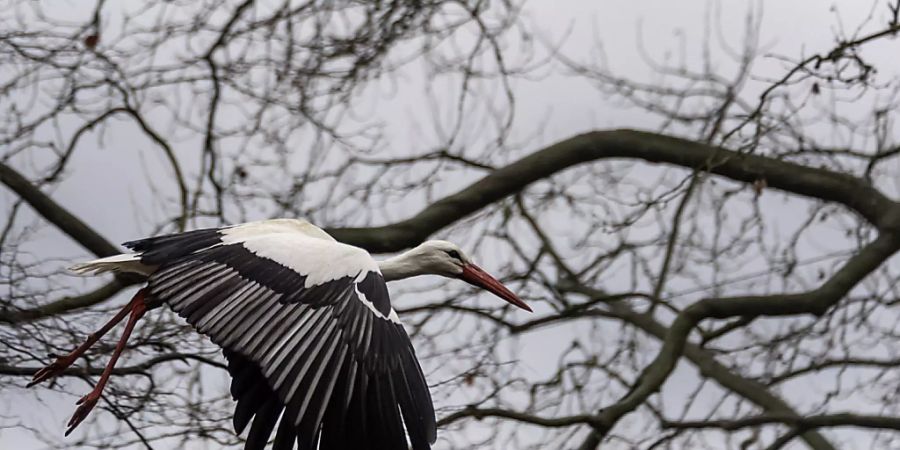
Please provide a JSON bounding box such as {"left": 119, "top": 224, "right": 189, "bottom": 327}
{"left": 28, "top": 354, "right": 75, "bottom": 387}
{"left": 65, "top": 392, "right": 100, "bottom": 436}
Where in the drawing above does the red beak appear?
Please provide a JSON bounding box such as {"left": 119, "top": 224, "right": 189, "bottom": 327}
{"left": 460, "top": 263, "right": 532, "bottom": 312}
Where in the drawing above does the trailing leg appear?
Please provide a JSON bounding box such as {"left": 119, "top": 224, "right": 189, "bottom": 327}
{"left": 65, "top": 289, "right": 150, "bottom": 435}
{"left": 28, "top": 289, "right": 147, "bottom": 388}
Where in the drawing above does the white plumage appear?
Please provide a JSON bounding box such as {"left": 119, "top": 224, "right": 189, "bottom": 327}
{"left": 232, "top": 233, "right": 380, "bottom": 289}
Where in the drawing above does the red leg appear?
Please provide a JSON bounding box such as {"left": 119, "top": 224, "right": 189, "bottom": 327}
{"left": 28, "top": 289, "right": 147, "bottom": 388}
{"left": 65, "top": 291, "right": 149, "bottom": 436}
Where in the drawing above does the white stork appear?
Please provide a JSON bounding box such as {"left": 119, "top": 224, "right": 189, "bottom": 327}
{"left": 29, "top": 219, "right": 531, "bottom": 450}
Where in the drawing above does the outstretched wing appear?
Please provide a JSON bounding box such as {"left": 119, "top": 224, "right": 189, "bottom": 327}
{"left": 129, "top": 220, "right": 436, "bottom": 450}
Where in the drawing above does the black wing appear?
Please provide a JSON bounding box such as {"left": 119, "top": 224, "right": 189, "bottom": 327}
{"left": 133, "top": 226, "right": 436, "bottom": 450}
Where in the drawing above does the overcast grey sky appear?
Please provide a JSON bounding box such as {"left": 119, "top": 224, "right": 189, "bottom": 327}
{"left": 2, "top": 0, "right": 899, "bottom": 449}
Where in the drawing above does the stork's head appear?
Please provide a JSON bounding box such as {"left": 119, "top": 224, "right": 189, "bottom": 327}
{"left": 402, "top": 240, "right": 532, "bottom": 312}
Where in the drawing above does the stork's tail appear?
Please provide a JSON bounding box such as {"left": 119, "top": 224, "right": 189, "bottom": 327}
{"left": 69, "top": 253, "right": 155, "bottom": 276}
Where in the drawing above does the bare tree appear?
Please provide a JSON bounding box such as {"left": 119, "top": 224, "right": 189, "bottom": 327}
{"left": 2, "top": 1, "right": 900, "bottom": 449}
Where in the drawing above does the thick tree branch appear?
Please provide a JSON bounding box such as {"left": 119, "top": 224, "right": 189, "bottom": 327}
{"left": 0, "top": 160, "right": 119, "bottom": 257}
{"left": 329, "top": 129, "right": 900, "bottom": 252}
{"left": 0, "top": 279, "right": 136, "bottom": 324}
{"left": 663, "top": 413, "right": 900, "bottom": 432}
{"left": 579, "top": 232, "right": 900, "bottom": 448}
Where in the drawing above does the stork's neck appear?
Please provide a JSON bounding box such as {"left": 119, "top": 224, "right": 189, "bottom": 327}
{"left": 378, "top": 250, "right": 426, "bottom": 282}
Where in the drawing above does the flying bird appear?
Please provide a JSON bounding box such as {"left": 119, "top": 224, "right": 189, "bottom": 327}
{"left": 29, "top": 219, "right": 531, "bottom": 450}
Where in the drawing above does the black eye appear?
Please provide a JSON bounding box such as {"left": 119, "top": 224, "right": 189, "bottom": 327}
{"left": 446, "top": 250, "right": 461, "bottom": 261}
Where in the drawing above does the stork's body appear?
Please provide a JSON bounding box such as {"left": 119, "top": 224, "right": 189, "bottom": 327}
{"left": 29, "top": 219, "right": 530, "bottom": 450}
